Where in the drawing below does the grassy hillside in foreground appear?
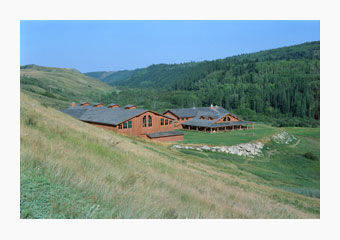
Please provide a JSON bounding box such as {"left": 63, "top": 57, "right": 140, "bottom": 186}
{"left": 20, "top": 92, "right": 319, "bottom": 218}
{"left": 20, "top": 65, "right": 115, "bottom": 109}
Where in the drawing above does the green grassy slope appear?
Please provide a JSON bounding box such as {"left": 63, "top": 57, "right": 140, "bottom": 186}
{"left": 20, "top": 92, "right": 319, "bottom": 218}
{"left": 178, "top": 126, "right": 320, "bottom": 199}
{"left": 83, "top": 71, "right": 114, "bottom": 80}
{"left": 20, "top": 65, "right": 115, "bottom": 109}
{"left": 85, "top": 68, "right": 143, "bottom": 85}
{"left": 179, "top": 124, "right": 280, "bottom": 146}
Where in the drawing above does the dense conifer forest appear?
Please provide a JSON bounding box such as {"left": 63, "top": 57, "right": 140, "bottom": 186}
{"left": 90, "top": 41, "right": 320, "bottom": 127}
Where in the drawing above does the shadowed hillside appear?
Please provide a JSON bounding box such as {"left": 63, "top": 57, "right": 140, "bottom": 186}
{"left": 20, "top": 92, "right": 319, "bottom": 218}
{"left": 20, "top": 65, "right": 115, "bottom": 109}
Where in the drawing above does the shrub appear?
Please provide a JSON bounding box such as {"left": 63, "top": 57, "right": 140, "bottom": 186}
{"left": 25, "top": 117, "right": 37, "bottom": 127}
{"left": 42, "top": 91, "right": 56, "bottom": 99}
{"left": 41, "top": 103, "right": 49, "bottom": 108}
{"left": 304, "top": 152, "right": 319, "bottom": 161}
{"left": 163, "top": 208, "right": 178, "bottom": 219}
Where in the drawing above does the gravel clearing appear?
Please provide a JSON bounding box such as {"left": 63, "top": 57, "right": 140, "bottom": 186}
{"left": 172, "top": 131, "right": 298, "bottom": 158}
{"left": 272, "top": 131, "right": 297, "bottom": 144}
{"left": 172, "top": 142, "right": 264, "bottom": 157}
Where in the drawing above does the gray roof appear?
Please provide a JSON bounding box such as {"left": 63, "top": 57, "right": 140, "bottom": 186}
{"left": 165, "top": 106, "right": 251, "bottom": 128}
{"left": 61, "top": 104, "right": 147, "bottom": 125}
{"left": 181, "top": 119, "right": 215, "bottom": 128}
{"left": 62, "top": 104, "right": 176, "bottom": 126}
{"left": 79, "top": 107, "right": 146, "bottom": 125}
{"left": 213, "top": 121, "right": 253, "bottom": 127}
{"left": 166, "top": 106, "right": 229, "bottom": 119}
{"left": 147, "top": 131, "right": 184, "bottom": 138}
{"left": 61, "top": 105, "right": 92, "bottom": 119}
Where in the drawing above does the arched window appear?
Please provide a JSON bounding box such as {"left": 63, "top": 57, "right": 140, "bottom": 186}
{"left": 143, "top": 116, "right": 147, "bottom": 127}
{"left": 227, "top": 116, "right": 231, "bottom": 121}
{"left": 223, "top": 117, "right": 227, "bottom": 121}
{"left": 148, "top": 115, "right": 152, "bottom": 127}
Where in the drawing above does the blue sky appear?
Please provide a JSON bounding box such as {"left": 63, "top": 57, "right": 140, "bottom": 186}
{"left": 20, "top": 20, "right": 320, "bottom": 73}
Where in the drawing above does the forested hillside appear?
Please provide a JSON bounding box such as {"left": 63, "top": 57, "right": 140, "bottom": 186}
{"left": 94, "top": 41, "right": 320, "bottom": 127}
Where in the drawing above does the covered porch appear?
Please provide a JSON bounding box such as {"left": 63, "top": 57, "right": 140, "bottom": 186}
{"left": 182, "top": 121, "right": 254, "bottom": 133}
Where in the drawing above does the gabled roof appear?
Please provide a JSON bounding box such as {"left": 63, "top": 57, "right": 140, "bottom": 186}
{"left": 212, "top": 121, "right": 253, "bottom": 127}
{"left": 181, "top": 119, "right": 215, "bottom": 127}
{"left": 62, "top": 103, "right": 175, "bottom": 126}
{"left": 165, "top": 106, "right": 229, "bottom": 119}
{"left": 79, "top": 107, "right": 146, "bottom": 125}
{"left": 60, "top": 105, "right": 92, "bottom": 119}
{"left": 61, "top": 104, "right": 243, "bottom": 128}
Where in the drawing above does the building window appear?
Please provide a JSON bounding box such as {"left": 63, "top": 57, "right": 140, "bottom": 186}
{"left": 165, "top": 119, "right": 168, "bottom": 125}
{"left": 186, "top": 117, "right": 189, "bottom": 120}
{"left": 161, "top": 118, "right": 164, "bottom": 125}
{"left": 118, "top": 124, "right": 122, "bottom": 129}
{"left": 123, "top": 122, "right": 127, "bottom": 129}
{"left": 169, "top": 120, "right": 172, "bottom": 125}
{"left": 143, "top": 116, "right": 147, "bottom": 127}
{"left": 227, "top": 117, "right": 231, "bottom": 121}
{"left": 148, "top": 115, "right": 152, "bottom": 127}
{"left": 181, "top": 118, "right": 184, "bottom": 121}
{"left": 128, "top": 120, "right": 132, "bottom": 128}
